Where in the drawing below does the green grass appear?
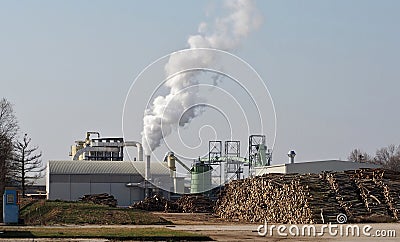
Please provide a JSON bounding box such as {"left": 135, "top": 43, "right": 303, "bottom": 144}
{"left": 0, "top": 227, "right": 211, "bottom": 241}
{"left": 20, "top": 200, "right": 172, "bottom": 225}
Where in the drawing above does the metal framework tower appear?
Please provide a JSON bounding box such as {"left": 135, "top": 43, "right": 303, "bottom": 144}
{"left": 208, "top": 140, "right": 223, "bottom": 187}
{"left": 208, "top": 141, "right": 222, "bottom": 163}
{"left": 248, "top": 135, "right": 269, "bottom": 169}
{"left": 225, "top": 141, "right": 242, "bottom": 180}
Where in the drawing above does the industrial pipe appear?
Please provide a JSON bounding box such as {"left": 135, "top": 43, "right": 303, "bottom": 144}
{"left": 85, "top": 131, "right": 100, "bottom": 145}
{"left": 124, "top": 141, "right": 143, "bottom": 161}
{"left": 145, "top": 155, "right": 151, "bottom": 198}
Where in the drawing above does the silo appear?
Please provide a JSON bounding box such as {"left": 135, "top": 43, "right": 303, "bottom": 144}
{"left": 190, "top": 161, "right": 212, "bottom": 194}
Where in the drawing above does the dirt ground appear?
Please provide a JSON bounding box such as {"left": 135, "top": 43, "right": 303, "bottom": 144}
{"left": 155, "top": 213, "right": 400, "bottom": 241}
{"left": 153, "top": 212, "right": 243, "bottom": 225}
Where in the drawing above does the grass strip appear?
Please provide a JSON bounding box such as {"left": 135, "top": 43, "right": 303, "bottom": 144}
{"left": 0, "top": 227, "right": 211, "bottom": 241}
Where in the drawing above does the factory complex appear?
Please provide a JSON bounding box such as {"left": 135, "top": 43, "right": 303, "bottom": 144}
{"left": 46, "top": 132, "right": 380, "bottom": 206}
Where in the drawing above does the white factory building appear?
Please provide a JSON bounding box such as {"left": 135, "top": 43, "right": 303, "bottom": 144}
{"left": 46, "top": 132, "right": 177, "bottom": 206}
{"left": 255, "top": 159, "right": 381, "bottom": 176}
{"left": 46, "top": 160, "right": 172, "bottom": 206}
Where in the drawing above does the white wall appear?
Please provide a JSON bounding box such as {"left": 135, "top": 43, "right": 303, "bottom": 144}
{"left": 286, "top": 160, "right": 380, "bottom": 174}
{"left": 255, "top": 160, "right": 381, "bottom": 176}
{"left": 255, "top": 165, "right": 286, "bottom": 175}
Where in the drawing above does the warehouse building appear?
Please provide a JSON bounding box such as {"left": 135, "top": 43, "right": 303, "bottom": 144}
{"left": 46, "top": 160, "right": 172, "bottom": 206}
{"left": 255, "top": 159, "right": 381, "bottom": 176}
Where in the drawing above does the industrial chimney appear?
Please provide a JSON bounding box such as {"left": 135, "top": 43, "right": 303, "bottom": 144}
{"left": 288, "top": 150, "right": 296, "bottom": 164}
{"left": 145, "top": 155, "right": 151, "bottom": 198}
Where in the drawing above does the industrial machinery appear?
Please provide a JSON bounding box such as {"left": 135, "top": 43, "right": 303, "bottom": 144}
{"left": 204, "top": 134, "right": 271, "bottom": 182}
{"left": 205, "top": 140, "right": 246, "bottom": 185}
{"left": 190, "top": 160, "right": 212, "bottom": 194}
{"left": 248, "top": 134, "right": 272, "bottom": 168}
{"left": 164, "top": 152, "right": 212, "bottom": 194}
{"left": 70, "top": 131, "right": 143, "bottom": 161}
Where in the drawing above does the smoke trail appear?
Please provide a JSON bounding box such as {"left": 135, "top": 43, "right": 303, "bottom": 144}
{"left": 142, "top": 0, "right": 261, "bottom": 154}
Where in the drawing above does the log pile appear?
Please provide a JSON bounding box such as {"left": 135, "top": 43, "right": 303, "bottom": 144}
{"left": 79, "top": 193, "right": 117, "bottom": 207}
{"left": 215, "top": 173, "right": 343, "bottom": 223}
{"left": 352, "top": 169, "right": 391, "bottom": 218}
{"left": 130, "top": 194, "right": 172, "bottom": 211}
{"left": 325, "top": 171, "right": 371, "bottom": 221}
{"left": 375, "top": 170, "right": 400, "bottom": 220}
{"left": 215, "top": 174, "right": 312, "bottom": 223}
{"left": 299, "top": 174, "right": 343, "bottom": 223}
{"left": 214, "top": 169, "right": 400, "bottom": 224}
{"left": 131, "top": 194, "right": 214, "bottom": 213}
{"left": 128, "top": 168, "right": 400, "bottom": 223}
{"left": 176, "top": 195, "right": 214, "bottom": 213}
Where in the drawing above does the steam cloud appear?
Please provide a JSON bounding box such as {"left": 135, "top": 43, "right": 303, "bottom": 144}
{"left": 142, "top": 0, "right": 261, "bottom": 155}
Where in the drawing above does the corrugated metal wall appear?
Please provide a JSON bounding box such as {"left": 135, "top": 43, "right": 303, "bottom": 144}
{"left": 48, "top": 174, "right": 146, "bottom": 206}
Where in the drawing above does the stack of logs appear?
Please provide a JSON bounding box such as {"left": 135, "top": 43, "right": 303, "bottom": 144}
{"left": 130, "top": 194, "right": 174, "bottom": 211}
{"left": 131, "top": 194, "right": 214, "bottom": 213}
{"left": 351, "top": 169, "right": 392, "bottom": 221}
{"left": 355, "top": 169, "right": 400, "bottom": 220}
{"left": 79, "top": 193, "right": 117, "bottom": 207}
{"left": 215, "top": 168, "right": 400, "bottom": 224}
{"left": 324, "top": 171, "right": 371, "bottom": 221}
{"left": 215, "top": 173, "right": 339, "bottom": 223}
{"left": 380, "top": 170, "right": 400, "bottom": 219}
{"left": 299, "top": 174, "right": 344, "bottom": 223}
{"left": 176, "top": 195, "right": 214, "bottom": 213}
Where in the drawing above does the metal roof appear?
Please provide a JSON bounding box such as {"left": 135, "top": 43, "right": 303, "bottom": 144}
{"left": 48, "top": 160, "right": 170, "bottom": 176}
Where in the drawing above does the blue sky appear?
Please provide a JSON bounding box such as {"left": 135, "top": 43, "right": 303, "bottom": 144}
{"left": 1, "top": 0, "right": 399, "bottom": 165}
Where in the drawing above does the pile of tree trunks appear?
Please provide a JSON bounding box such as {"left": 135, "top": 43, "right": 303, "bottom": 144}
{"left": 351, "top": 169, "right": 392, "bottom": 219}
{"left": 79, "top": 193, "right": 117, "bottom": 207}
{"left": 215, "top": 173, "right": 340, "bottom": 223}
{"left": 299, "top": 174, "right": 344, "bottom": 223}
{"left": 324, "top": 171, "right": 371, "bottom": 221}
{"left": 215, "top": 169, "right": 400, "bottom": 224}
{"left": 131, "top": 194, "right": 214, "bottom": 213}
{"left": 130, "top": 194, "right": 172, "bottom": 211}
{"left": 175, "top": 195, "right": 214, "bottom": 213}
{"left": 372, "top": 170, "right": 400, "bottom": 220}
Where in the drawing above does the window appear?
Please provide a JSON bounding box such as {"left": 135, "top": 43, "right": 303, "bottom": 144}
{"left": 6, "top": 194, "right": 14, "bottom": 204}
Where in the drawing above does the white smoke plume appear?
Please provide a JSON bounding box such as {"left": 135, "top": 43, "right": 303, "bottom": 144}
{"left": 142, "top": 0, "right": 261, "bottom": 154}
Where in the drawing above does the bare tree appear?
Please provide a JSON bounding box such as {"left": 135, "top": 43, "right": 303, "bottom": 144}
{"left": 0, "top": 98, "right": 19, "bottom": 188}
{"left": 374, "top": 144, "right": 400, "bottom": 172}
{"left": 0, "top": 98, "right": 18, "bottom": 138}
{"left": 0, "top": 133, "right": 13, "bottom": 187}
{"left": 0, "top": 98, "right": 18, "bottom": 222}
{"left": 349, "top": 145, "right": 400, "bottom": 172}
{"left": 12, "top": 133, "right": 44, "bottom": 197}
{"left": 348, "top": 148, "right": 373, "bottom": 163}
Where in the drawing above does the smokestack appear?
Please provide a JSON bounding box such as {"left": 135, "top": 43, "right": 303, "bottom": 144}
{"left": 145, "top": 155, "right": 151, "bottom": 198}
{"left": 288, "top": 150, "right": 296, "bottom": 164}
{"left": 137, "top": 143, "right": 143, "bottom": 161}
{"left": 145, "top": 155, "right": 151, "bottom": 180}
{"left": 141, "top": 0, "right": 261, "bottom": 155}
